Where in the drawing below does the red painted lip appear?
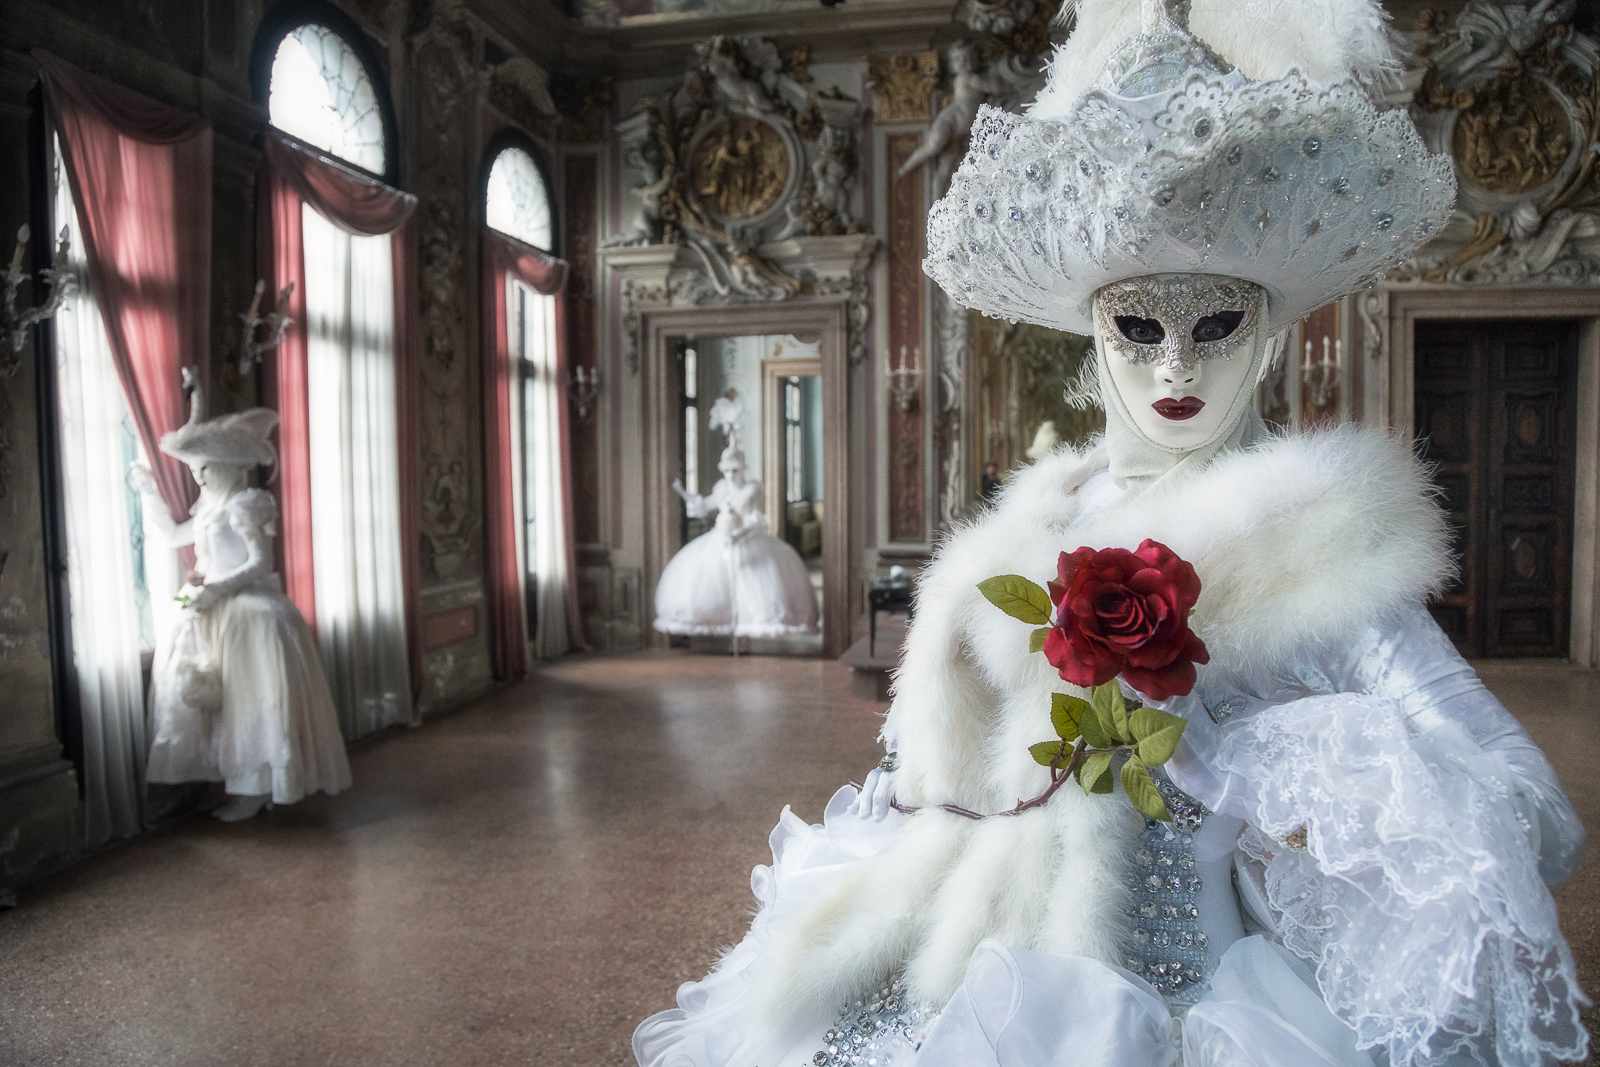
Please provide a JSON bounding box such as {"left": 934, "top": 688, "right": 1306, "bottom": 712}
{"left": 1152, "top": 397, "right": 1205, "bottom": 421}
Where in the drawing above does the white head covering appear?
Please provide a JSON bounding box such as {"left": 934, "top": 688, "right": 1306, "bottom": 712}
{"left": 158, "top": 369, "right": 278, "bottom": 471}
{"left": 922, "top": 0, "right": 1455, "bottom": 336}
{"left": 160, "top": 408, "right": 279, "bottom": 469}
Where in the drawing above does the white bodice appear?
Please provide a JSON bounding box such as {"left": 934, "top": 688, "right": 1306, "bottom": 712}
{"left": 190, "top": 488, "right": 279, "bottom": 595}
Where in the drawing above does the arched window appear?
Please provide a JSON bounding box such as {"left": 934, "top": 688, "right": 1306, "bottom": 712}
{"left": 481, "top": 134, "right": 571, "bottom": 671}
{"left": 486, "top": 145, "right": 554, "bottom": 251}
{"left": 267, "top": 22, "right": 387, "bottom": 176}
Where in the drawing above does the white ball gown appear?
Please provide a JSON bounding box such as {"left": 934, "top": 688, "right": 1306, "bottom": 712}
{"left": 654, "top": 475, "right": 818, "bottom": 638}
{"left": 145, "top": 488, "right": 351, "bottom": 803}
{"left": 632, "top": 441, "right": 1588, "bottom": 1067}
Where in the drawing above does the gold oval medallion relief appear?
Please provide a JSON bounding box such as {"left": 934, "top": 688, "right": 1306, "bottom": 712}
{"left": 690, "top": 117, "right": 790, "bottom": 222}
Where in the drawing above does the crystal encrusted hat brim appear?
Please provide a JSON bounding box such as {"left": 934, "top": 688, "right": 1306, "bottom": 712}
{"left": 924, "top": 71, "right": 1456, "bottom": 336}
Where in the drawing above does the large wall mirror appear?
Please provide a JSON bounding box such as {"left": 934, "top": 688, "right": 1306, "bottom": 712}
{"left": 643, "top": 304, "right": 850, "bottom": 658}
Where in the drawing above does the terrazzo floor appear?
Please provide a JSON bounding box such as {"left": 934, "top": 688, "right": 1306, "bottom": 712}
{"left": 0, "top": 652, "right": 1594, "bottom": 1066}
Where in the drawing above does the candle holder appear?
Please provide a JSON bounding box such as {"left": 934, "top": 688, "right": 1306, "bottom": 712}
{"left": 3, "top": 224, "right": 76, "bottom": 367}
{"left": 1301, "top": 334, "right": 1339, "bottom": 412}
{"left": 569, "top": 364, "right": 601, "bottom": 419}
{"left": 888, "top": 344, "right": 922, "bottom": 414}
{"left": 237, "top": 279, "right": 296, "bottom": 377}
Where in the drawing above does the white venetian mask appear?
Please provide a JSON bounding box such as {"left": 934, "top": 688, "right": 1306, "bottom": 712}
{"left": 1093, "top": 274, "right": 1265, "bottom": 451}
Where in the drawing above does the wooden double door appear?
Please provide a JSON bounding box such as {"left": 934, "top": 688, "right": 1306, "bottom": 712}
{"left": 1414, "top": 319, "right": 1578, "bottom": 658}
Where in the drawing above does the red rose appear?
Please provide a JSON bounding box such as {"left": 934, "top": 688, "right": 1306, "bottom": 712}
{"left": 1042, "top": 539, "right": 1209, "bottom": 700}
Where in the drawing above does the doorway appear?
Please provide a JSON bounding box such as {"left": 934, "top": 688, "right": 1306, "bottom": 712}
{"left": 1414, "top": 319, "right": 1578, "bottom": 657}
{"left": 642, "top": 303, "right": 850, "bottom": 658}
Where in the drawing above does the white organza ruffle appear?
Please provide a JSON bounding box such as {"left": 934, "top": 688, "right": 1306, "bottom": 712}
{"left": 637, "top": 790, "right": 1387, "bottom": 1067}
{"left": 1170, "top": 693, "right": 1588, "bottom": 1067}
{"left": 634, "top": 787, "right": 912, "bottom": 1067}
{"left": 921, "top": 936, "right": 1375, "bottom": 1067}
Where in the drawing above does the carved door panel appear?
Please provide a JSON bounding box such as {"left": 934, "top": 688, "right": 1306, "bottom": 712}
{"left": 1414, "top": 320, "right": 1577, "bottom": 658}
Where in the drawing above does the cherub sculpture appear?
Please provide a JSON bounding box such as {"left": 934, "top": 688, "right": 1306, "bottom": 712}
{"left": 895, "top": 41, "right": 1010, "bottom": 180}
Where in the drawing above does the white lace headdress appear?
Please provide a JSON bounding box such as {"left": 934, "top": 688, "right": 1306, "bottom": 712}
{"left": 924, "top": 0, "right": 1457, "bottom": 335}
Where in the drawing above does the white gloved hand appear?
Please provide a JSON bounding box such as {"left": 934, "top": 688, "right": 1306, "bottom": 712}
{"left": 129, "top": 461, "right": 159, "bottom": 498}
{"left": 850, "top": 764, "right": 896, "bottom": 821}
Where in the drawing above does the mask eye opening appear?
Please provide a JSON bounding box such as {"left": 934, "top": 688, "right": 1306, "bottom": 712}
{"left": 1114, "top": 315, "right": 1166, "bottom": 345}
{"left": 1192, "top": 309, "right": 1246, "bottom": 343}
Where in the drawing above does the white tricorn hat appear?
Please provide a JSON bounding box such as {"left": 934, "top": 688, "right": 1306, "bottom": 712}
{"left": 923, "top": 0, "right": 1456, "bottom": 336}
{"left": 158, "top": 369, "right": 279, "bottom": 469}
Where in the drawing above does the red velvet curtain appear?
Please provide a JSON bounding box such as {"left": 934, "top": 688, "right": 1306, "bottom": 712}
{"left": 37, "top": 51, "right": 211, "bottom": 565}
{"left": 480, "top": 229, "right": 582, "bottom": 678}
{"left": 258, "top": 134, "right": 422, "bottom": 696}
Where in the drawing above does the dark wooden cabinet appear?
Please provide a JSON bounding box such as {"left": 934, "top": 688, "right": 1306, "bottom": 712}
{"left": 1414, "top": 319, "right": 1578, "bottom": 658}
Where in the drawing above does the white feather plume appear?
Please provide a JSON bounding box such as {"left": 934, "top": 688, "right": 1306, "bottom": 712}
{"left": 707, "top": 393, "right": 743, "bottom": 440}
{"left": 1032, "top": 0, "right": 1399, "bottom": 120}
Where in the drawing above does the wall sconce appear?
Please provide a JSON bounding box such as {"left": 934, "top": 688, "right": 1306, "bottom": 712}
{"left": 237, "top": 279, "right": 296, "bottom": 377}
{"left": 3, "top": 224, "right": 75, "bottom": 365}
{"left": 888, "top": 344, "right": 921, "bottom": 413}
{"left": 1301, "top": 334, "right": 1339, "bottom": 410}
{"left": 570, "top": 364, "right": 601, "bottom": 418}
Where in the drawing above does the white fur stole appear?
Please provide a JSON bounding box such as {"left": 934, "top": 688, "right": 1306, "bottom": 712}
{"left": 753, "top": 426, "right": 1451, "bottom": 1019}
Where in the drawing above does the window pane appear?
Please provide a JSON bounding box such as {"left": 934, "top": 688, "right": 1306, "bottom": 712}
{"left": 684, "top": 405, "right": 698, "bottom": 496}
{"left": 269, "top": 24, "right": 386, "bottom": 175}
{"left": 486, "top": 146, "right": 553, "bottom": 250}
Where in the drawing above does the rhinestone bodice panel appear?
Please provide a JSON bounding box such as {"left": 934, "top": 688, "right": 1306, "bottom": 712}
{"left": 1122, "top": 771, "right": 1213, "bottom": 1007}
{"left": 810, "top": 978, "right": 933, "bottom": 1066}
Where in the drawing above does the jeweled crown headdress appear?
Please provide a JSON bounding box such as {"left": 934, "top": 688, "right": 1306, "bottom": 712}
{"left": 924, "top": 0, "right": 1456, "bottom": 335}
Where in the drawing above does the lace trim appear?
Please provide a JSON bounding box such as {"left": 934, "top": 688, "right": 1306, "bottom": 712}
{"left": 924, "top": 68, "right": 1454, "bottom": 335}
{"left": 1217, "top": 695, "right": 1588, "bottom": 1067}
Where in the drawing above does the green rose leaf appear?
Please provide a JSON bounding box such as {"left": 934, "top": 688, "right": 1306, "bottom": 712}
{"left": 1091, "top": 682, "right": 1132, "bottom": 745}
{"left": 1029, "top": 739, "right": 1072, "bottom": 768}
{"left": 1051, "top": 693, "right": 1090, "bottom": 742}
{"left": 1029, "top": 627, "right": 1051, "bottom": 654}
{"left": 977, "top": 575, "right": 1053, "bottom": 626}
{"left": 1121, "top": 755, "right": 1171, "bottom": 821}
{"left": 1130, "top": 706, "right": 1187, "bottom": 766}
{"left": 1077, "top": 703, "right": 1115, "bottom": 750}
{"left": 1077, "top": 750, "right": 1114, "bottom": 795}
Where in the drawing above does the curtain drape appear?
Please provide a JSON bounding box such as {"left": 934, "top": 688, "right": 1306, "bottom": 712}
{"left": 51, "top": 145, "right": 149, "bottom": 848}
{"left": 259, "top": 134, "right": 420, "bottom": 733}
{"left": 37, "top": 50, "right": 211, "bottom": 571}
{"left": 481, "top": 230, "right": 581, "bottom": 675}
{"left": 302, "top": 206, "right": 412, "bottom": 736}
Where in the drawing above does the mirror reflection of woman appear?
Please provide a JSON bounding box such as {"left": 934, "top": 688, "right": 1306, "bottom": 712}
{"left": 654, "top": 393, "right": 818, "bottom": 641}
{"left": 133, "top": 373, "right": 349, "bottom": 822}
{"left": 635, "top": 2, "right": 1587, "bottom": 1065}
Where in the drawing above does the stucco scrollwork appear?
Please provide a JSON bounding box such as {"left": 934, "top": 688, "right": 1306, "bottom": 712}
{"left": 868, "top": 52, "right": 942, "bottom": 125}
{"left": 1399, "top": 0, "right": 1600, "bottom": 285}
{"left": 612, "top": 35, "right": 868, "bottom": 304}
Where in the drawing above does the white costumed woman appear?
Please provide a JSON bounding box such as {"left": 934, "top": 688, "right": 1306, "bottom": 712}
{"left": 635, "top": 2, "right": 1587, "bottom": 1066}
{"left": 655, "top": 395, "right": 818, "bottom": 639}
{"left": 133, "top": 372, "right": 351, "bottom": 822}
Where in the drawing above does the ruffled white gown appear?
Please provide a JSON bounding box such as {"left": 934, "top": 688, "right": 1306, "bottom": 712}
{"left": 635, "top": 464, "right": 1588, "bottom": 1067}
{"left": 655, "top": 476, "right": 818, "bottom": 638}
{"left": 145, "top": 488, "right": 351, "bottom": 803}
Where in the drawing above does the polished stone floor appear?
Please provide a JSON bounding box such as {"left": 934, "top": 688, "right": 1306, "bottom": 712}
{"left": 0, "top": 653, "right": 1594, "bottom": 1066}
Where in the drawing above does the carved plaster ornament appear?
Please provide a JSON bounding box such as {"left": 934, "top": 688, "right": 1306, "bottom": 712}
{"left": 626, "top": 35, "right": 868, "bottom": 303}
{"left": 895, "top": 42, "right": 1015, "bottom": 181}
{"left": 1396, "top": 0, "right": 1600, "bottom": 284}
{"left": 868, "top": 52, "right": 943, "bottom": 124}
